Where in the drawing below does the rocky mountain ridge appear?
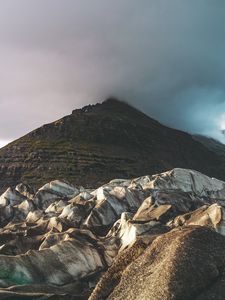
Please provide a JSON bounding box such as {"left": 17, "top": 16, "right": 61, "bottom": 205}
{"left": 0, "top": 168, "right": 225, "bottom": 298}
{"left": 0, "top": 98, "right": 224, "bottom": 192}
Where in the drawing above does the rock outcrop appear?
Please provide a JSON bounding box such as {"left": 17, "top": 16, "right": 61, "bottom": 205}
{"left": 0, "top": 168, "right": 225, "bottom": 299}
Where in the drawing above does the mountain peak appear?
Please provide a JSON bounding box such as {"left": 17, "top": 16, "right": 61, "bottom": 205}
{"left": 72, "top": 97, "right": 134, "bottom": 115}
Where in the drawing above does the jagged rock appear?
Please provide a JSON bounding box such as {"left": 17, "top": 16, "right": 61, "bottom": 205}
{"left": 15, "top": 183, "right": 35, "bottom": 199}
{"left": 69, "top": 191, "right": 94, "bottom": 202}
{"left": 134, "top": 202, "right": 172, "bottom": 222}
{"left": 39, "top": 228, "right": 77, "bottom": 250}
{"left": 0, "top": 188, "right": 27, "bottom": 207}
{"left": 0, "top": 205, "right": 14, "bottom": 226}
{"left": 133, "top": 189, "right": 215, "bottom": 223}
{"left": 59, "top": 200, "right": 94, "bottom": 228}
{"left": 0, "top": 229, "right": 119, "bottom": 291}
{"left": 0, "top": 168, "right": 225, "bottom": 299}
{"left": 26, "top": 210, "right": 43, "bottom": 223}
{"left": 170, "top": 203, "right": 225, "bottom": 235}
{"left": 134, "top": 168, "right": 225, "bottom": 199}
{"left": 84, "top": 185, "right": 147, "bottom": 235}
{"left": 0, "top": 240, "right": 103, "bottom": 287}
{"left": 12, "top": 200, "right": 36, "bottom": 221}
{"left": 33, "top": 180, "right": 79, "bottom": 210}
{"left": 45, "top": 200, "right": 68, "bottom": 214}
{"left": 107, "top": 212, "right": 168, "bottom": 251}
{"left": 39, "top": 180, "right": 79, "bottom": 198}
{"left": 33, "top": 190, "right": 65, "bottom": 210}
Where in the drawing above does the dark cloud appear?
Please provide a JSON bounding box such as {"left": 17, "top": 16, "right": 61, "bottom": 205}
{"left": 0, "top": 0, "right": 225, "bottom": 144}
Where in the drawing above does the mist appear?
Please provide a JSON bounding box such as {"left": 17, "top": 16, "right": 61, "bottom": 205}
{"left": 0, "top": 0, "right": 225, "bottom": 144}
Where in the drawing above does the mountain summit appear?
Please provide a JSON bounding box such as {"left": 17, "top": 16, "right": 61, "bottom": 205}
{"left": 0, "top": 98, "right": 223, "bottom": 191}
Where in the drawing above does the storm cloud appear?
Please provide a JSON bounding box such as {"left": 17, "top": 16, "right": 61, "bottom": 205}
{"left": 0, "top": 0, "right": 225, "bottom": 145}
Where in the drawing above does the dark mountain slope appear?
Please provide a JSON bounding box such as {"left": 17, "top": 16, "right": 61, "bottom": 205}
{"left": 0, "top": 98, "right": 223, "bottom": 191}
{"left": 193, "top": 134, "right": 225, "bottom": 161}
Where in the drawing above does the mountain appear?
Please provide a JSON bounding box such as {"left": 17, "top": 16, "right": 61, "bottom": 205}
{"left": 0, "top": 98, "right": 224, "bottom": 192}
{"left": 0, "top": 168, "right": 225, "bottom": 299}
{"left": 193, "top": 134, "right": 225, "bottom": 162}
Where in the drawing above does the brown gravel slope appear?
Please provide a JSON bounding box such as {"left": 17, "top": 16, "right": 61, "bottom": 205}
{"left": 90, "top": 226, "right": 225, "bottom": 300}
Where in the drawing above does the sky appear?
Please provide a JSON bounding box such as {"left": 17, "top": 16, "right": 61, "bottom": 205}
{"left": 1, "top": 0, "right": 225, "bottom": 146}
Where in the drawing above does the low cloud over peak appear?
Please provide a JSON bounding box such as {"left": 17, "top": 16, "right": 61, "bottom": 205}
{"left": 0, "top": 0, "right": 225, "bottom": 143}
